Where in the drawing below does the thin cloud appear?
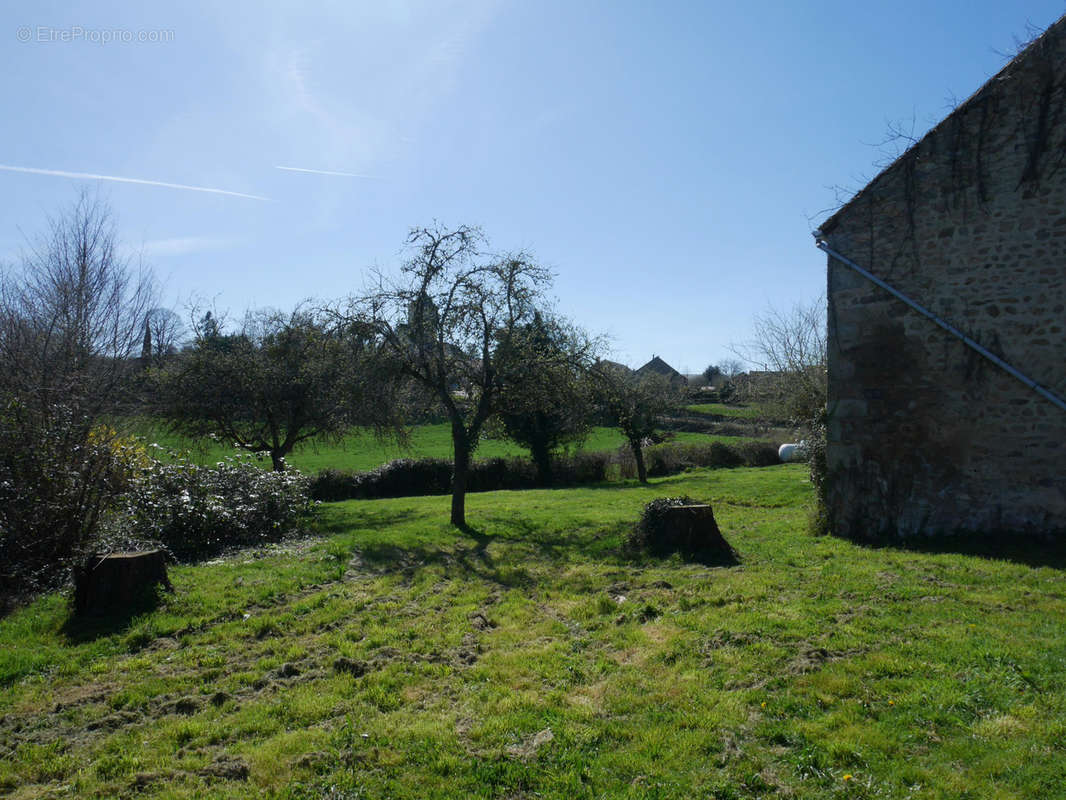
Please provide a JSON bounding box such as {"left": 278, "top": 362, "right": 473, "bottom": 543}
{"left": 275, "top": 165, "right": 379, "bottom": 179}
{"left": 0, "top": 164, "right": 271, "bottom": 201}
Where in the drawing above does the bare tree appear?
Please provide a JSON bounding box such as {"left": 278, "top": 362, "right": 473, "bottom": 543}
{"left": 0, "top": 190, "right": 156, "bottom": 605}
{"left": 730, "top": 296, "right": 826, "bottom": 424}
{"left": 718, "top": 358, "right": 745, "bottom": 380}
{"left": 349, "top": 224, "right": 557, "bottom": 528}
{"left": 0, "top": 190, "right": 155, "bottom": 412}
{"left": 142, "top": 307, "right": 186, "bottom": 364}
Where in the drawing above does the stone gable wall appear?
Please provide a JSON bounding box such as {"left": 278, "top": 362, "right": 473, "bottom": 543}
{"left": 819, "top": 18, "right": 1066, "bottom": 538}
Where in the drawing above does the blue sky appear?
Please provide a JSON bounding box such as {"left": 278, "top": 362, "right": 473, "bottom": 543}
{"left": 2, "top": 1, "right": 1063, "bottom": 373}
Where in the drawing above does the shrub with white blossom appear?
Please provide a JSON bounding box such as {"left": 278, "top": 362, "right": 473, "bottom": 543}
{"left": 109, "top": 449, "right": 313, "bottom": 561}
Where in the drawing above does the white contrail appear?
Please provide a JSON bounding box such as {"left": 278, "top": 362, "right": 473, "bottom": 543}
{"left": 0, "top": 164, "right": 271, "bottom": 201}
{"left": 275, "top": 165, "right": 378, "bottom": 179}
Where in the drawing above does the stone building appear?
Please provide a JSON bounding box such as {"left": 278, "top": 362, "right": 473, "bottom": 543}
{"left": 815, "top": 17, "right": 1066, "bottom": 539}
{"left": 636, "top": 356, "right": 688, "bottom": 388}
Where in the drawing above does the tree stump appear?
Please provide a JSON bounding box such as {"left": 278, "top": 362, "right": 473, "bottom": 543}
{"left": 656, "top": 505, "right": 734, "bottom": 559}
{"left": 73, "top": 551, "right": 172, "bottom": 615}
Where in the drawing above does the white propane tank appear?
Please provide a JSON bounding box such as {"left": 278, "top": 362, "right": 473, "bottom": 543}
{"left": 778, "top": 442, "right": 808, "bottom": 463}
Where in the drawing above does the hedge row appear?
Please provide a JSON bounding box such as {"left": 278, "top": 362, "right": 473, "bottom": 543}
{"left": 310, "top": 452, "right": 609, "bottom": 502}
{"left": 643, "top": 440, "right": 779, "bottom": 478}
{"left": 309, "top": 439, "right": 780, "bottom": 501}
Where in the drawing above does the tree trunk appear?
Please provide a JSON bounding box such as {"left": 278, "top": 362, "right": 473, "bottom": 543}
{"left": 655, "top": 504, "right": 732, "bottom": 557}
{"left": 631, "top": 440, "right": 648, "bottom": 484}
{"left": 73, "top": 550, "right": 172, "bottom": 615}
{"left": 270, "top": 450, "right": 286, "bottom": 471}
{"left": 530, "top": 439, "right": 553, "bottom": 487}
{"left": 451, "top": 423, "right": 470, "bottom": 528}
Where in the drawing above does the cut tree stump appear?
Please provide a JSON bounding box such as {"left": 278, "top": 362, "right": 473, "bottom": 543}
{"left": 73, "top": 551, "right": 172, "bottom": 615}
{"left": 656, "top": 505, "right": 734, "bottom": 559}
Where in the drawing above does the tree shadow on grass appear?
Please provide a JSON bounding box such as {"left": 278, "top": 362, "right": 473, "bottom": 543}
{"left": 59, "top": 585, "right": 168, "bottom": 644}
{"left": 455, "top": 522, "right": 492, "bottom": 554}
{"left": 352, "top": 518, "right": 626, "bottom": 589}
{"left": 356, "top": 534, "right": 537, "bottom": 590}
{"left": 312, "top": 507, "right": 421, "bottom": 537}
{"left": 623, "top": 537, "right": 741, "bottom": 568}
{"left": 355, "top": 515, "right": 743, "bottom": 584}
{"left": 674, "top": 548, "right": 740, "bottom": 568}
{"left": 454, "top": 522, "right": 504, "bottom": 577}
{"left": 850, "top": 532, "right": 1066, "bottom": 570}
{"left": 486, "top": 516, "right": 630, "bottom": 564}
{"left": 563, "top": 472, "right": 745, "bottom": 493}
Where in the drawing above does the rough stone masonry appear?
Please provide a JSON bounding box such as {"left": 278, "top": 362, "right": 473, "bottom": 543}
{"left": 816, "top": 15, "right": 1066, "bottom": 538}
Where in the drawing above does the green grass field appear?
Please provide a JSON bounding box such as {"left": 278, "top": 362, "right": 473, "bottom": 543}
{"left": 126, "top": 420, "right": 751, "bottom": 474}
{"left": 3, "top": 466, "right": 1066, "bottom": 798}
{"left": 685, "top": 403, "right": 769, "bottom": 420}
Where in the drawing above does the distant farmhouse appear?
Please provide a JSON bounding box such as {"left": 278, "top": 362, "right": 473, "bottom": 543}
{"left": 636, "top": 356, "right": 688, "bottom": 388}
{"left": 815, "top": 17, "right": 1066, "bottom": 538}
{"left": 596, "top": 359, "right": 631, "bottom": 374}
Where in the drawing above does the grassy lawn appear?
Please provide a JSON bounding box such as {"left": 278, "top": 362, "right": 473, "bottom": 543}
{"left": 125, "top": 420, "right": 754, "bottom": 474}
{"left": 686, "top": 403, "right": 769, "bottom": 420}
{"left": 5, "top": 466, "right": 1065, "bottom": 798}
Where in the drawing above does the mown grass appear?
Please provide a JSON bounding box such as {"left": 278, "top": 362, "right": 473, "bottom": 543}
{"left": 3, "top": 467, "right": 1066, "bottom": 798}
{"left": 686, "top": 402, "right": 769, "bottom": 420}
{"left": 125, "top": 419, "right": 752, "bottom": 473}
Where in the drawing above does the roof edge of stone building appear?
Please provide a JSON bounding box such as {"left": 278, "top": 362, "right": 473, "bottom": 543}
{"left": 636, "top": 355, "right": 686, "bottom": 382}
{"left": 818, "top": 13, "right": 1066, "bottom": 236}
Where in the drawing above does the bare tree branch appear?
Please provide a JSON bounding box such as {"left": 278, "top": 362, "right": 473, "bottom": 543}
{"left": 341, "top": 224, "right": 558, "bottom": 527}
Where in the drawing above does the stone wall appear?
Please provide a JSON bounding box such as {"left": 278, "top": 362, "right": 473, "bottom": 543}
{"left": 818, "top": 17, "right": 1066, "bottom": 538}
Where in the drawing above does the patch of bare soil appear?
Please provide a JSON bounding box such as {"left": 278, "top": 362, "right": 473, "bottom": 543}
{"left": 506, "top": 727, "right": 554, "bottom": 760}
{"left": 125, "top": 754, "right": 250, "bottom": 793}
{"left": 469, "top": 610, "right": 496, "bottom": 632}
{"left": 786, "top": 646, "right": 839, "bottom": 675}
{"left": 86, "top": 709, "right": 141, "bottom": 731}
{"left": 47, "top": 685, "right": 109, "bottom": 712}
{"left": 455, "top": 633, "right": 480, "bottom": 666}
{"left": 294, "top": 750, "right": 333, "bottom": 771}
{"left": 198, "top": 754, "right": 250, "bottom": 781}
{"left": 445, "top": 594, "right": 501, "bottom": 668}
{"left": 701, "top": 629, "right": 761, "bottom": 654}
{"left": 333, "top": 657, "right": 368, "bottom": 677}
{"left": 829, "top": 604, "right": 873, "bottom": 624}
